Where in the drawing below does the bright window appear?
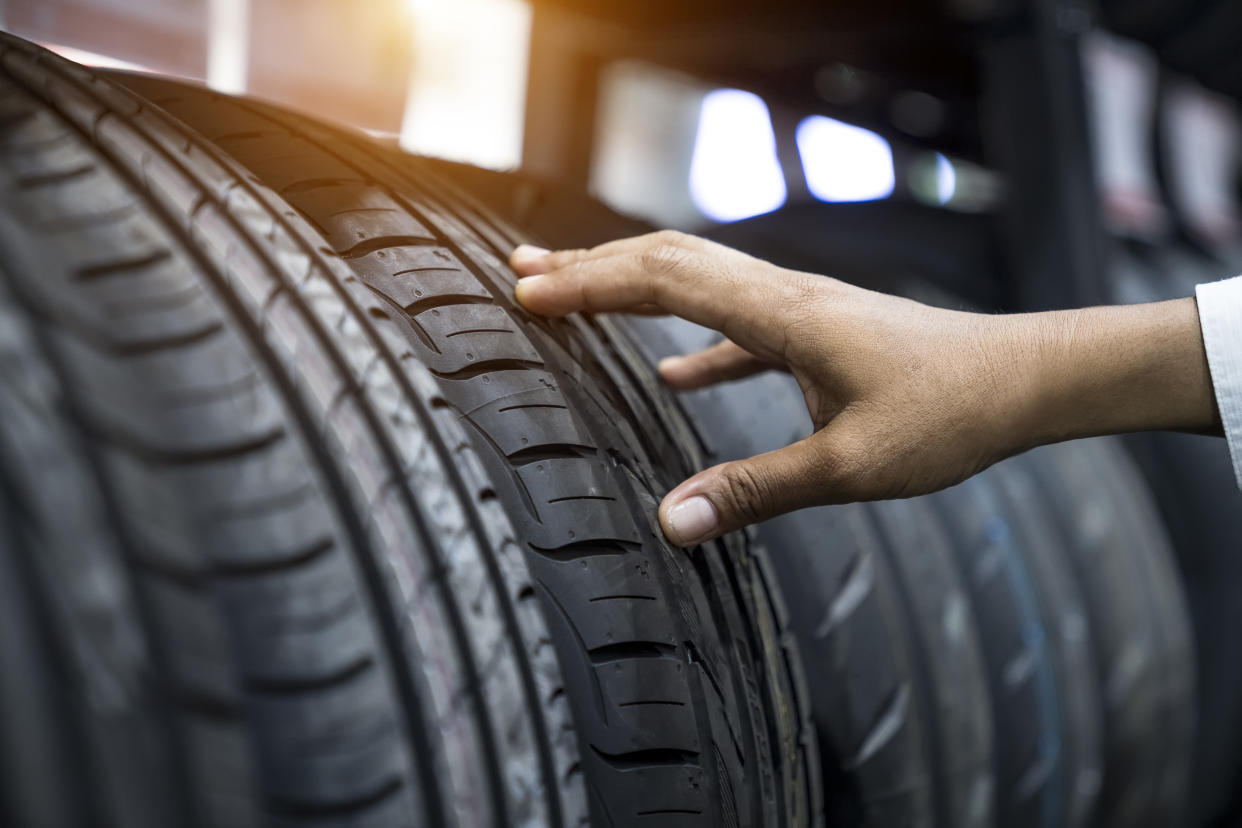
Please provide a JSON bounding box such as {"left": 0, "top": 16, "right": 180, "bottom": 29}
{"left": 797, "top": 115, "right": 895, "bottom": 202}
{"left": 689, "top": 89, "right": 787, "bottom": 222}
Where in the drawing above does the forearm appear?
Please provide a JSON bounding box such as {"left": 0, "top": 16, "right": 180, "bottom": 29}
{"left": 1001, "top": 297, "right": 1220, "bottom": 451}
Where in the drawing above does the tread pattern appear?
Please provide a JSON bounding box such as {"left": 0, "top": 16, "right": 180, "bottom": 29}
{"left": 863, "top": 496, "right": 994, "bottom": 828}
{"left": 0, "top": 63, "right": 261, "bottom": 828}
{"left": 1, "top": 35, "right": 585, "bottom": 828}
{"left": 109, "top": 72, "right": 818, "bottom": 827}
{"left": 930, "top": 465, "right": 1101, "bottom": 828}
{"left": 1022, "top": 438, "right": 1195, "bottom": 828}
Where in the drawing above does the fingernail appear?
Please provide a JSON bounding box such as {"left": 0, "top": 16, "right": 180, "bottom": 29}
{"left": 512, "top": 244, "right": 550, "bottom": 265}
{"left": 514, "top": 274, "right": 545, "bottom": 307}
{"left": 666, "top": 496, "right": 718, "bottom": 546}
{"left": 657, "top": 356, "right": 684, "bottom": 374}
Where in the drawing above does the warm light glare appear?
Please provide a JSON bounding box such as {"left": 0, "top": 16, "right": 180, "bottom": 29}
{"left": 689, "top": 89, "right": 787, "bottom": 222}
{"left": 41, "top": 43, "right": 151, "bottom": 73}
{"left": 206, "top": 0, "right": 249, "bottom": 94}
{"left": 797, "top": 115, "right": 895, "bottom": 202}
{"left": 400, "top": 0, "right": 531, "bottom": 170}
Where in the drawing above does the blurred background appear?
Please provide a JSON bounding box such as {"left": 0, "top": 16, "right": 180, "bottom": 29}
{"left": 7, "top": 1, "right": 1242, "bottom": 825}
{"left": 8, "top": 0, "right": 1240, "bottom": 311}
{"left": 15, "top": 0, "right": 1237, "bottom": 246}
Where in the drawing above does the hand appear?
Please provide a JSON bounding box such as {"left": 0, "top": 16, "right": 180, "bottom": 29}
{"left": 510, "top": 232, "right": 1216, "bottom": 547}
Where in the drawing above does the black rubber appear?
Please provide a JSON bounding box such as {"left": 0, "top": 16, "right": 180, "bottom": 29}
{"left": 0, "top": 154, "right": 249, "bottom": 828}
{"left": 1023, "top": 438, "right": 1195, "bottom": 828}
{"left": 1126, "top": 429, "right": 1242, "bottom": 827}
{"left": 0, "top": 34, "right": 587, "bottom": 827}
{"left": 863, "top": 495, "right": 995, "bottom": 828}
{"left": 108, "top": 71, "right": 820, "bottom": 828}
{"left": 930, "top": 463, "right": 1102, "bottom": 828}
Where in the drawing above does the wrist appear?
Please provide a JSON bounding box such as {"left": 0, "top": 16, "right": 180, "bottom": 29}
{"left": 1003, "top": 299, "right": 1217, "bottom": 450}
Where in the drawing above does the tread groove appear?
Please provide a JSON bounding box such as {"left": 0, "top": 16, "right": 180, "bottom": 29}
{"left": 75, "top": 248, "right": 173, "bottom": 281}
{"left": 547, "top": 495, "right": 617, "bottom": 505}
{"left": 588, "top": 641, "right": 677, "bottom": 664}
{"left": 590, "top": 746, "right": 701, "bottom": 770}
{"left": 101, "top": 426, "right": 286, "bottom": 467}
{"left": 267, "top": 776, "right": 404, "bottom": 819}
{"left": 430, "top": 358, "right": 545, "bottom": 381}
{"left": 402, "top": 293, "right": 492, "bottom": 317}
{"left": 16, "top": 162, "right": 93, "bottom": 189}
{"left": 588, "top": 594, "right": 657, "bottom": 602}
{"left": 506, "top": 445, "right": 596, "bottom": 465}
{"left": 213, "top": 537, "right": 335, "bottom": 578}
{"left": 339, "top": 235, "right": 439, "bottom": 260}
{"left": 112, "top": 319, "right": 224, "bottom": 356}
{"left": 245, "top": 654, "right": 375, "bottom": 696}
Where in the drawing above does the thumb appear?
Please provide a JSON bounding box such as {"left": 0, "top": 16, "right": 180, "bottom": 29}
{"left": 658, "top": 432, "right": 836, "bottom": 546}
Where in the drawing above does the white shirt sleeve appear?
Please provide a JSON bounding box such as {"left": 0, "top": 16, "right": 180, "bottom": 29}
{"left": 1195, "top": 274, "right": 1242, "bottom": 488}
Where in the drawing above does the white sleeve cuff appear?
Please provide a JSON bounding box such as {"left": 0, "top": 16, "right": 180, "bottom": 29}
{"left": 1195, "top": 274, "right": 1242, "bottom": 489}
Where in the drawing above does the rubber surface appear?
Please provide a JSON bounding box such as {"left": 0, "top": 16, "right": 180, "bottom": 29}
{"left": 931, "top": 463, "right": 1102, "bottom": 828}
{"left": 0, "top": 34, "right": 587, "bottom": 827}
{"left": 1024, "top": 438, "right": 1195, "bottom": 828}
{"left": 109, "top": 71, "right": 821, "bottom": 828}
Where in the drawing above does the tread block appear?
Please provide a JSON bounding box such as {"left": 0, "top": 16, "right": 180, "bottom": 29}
{"left": 582, "top": 761, "right": 709, "bottom": 827}
{"left": 535, "top": 555, "right": 679, "bottom": 649}
{"left": 409, "top": 303, "right": 542, "bottom": 370}
{"left": 516, "top": 457, "right": 641, "bottom": 546}
{"left": 592, "top": 658, "right": 699, "bottom": 755}
{"left": 465, "top": 400, "right": 588, "bottom": 458}
{"left": 356, "top": 247, "right": 492, "bottom": 310}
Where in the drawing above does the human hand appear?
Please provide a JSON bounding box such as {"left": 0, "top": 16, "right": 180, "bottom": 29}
{"left": 510, "top": 232, "right": 1215, "bottom": 547}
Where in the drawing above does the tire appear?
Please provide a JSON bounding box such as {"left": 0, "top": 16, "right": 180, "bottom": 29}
{"left": 0, "top": 34, "right": 586, "bottom": 827}
{"left": 930, "top": 465, "right": 1102, "bottom": 828}
{"left": 1023, "top": 439, "right": 1195, "bottom": 828}
{"left": 619, "top": 315, "right": 996, "bottom": 828}
{"left": 861, "top": 496, "right": 994, "bottom": 828}
{"left": 107, "top": 71, "right": 820, "bottom": 828}
{"left": 1126, "top": 429, "right": 1242, "bottom": 827}
{"left": 0, "top": 189, "right": 257, "bottom": 828}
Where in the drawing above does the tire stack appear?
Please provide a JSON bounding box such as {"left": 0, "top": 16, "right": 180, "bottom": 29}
{"left": 0, "top": 35, "right": 814, "bottom": 828}
{"left": 0, "top": 34, "right": 1196, "bottom": 828}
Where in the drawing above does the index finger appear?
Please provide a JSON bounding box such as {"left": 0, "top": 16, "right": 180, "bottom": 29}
{"left": 514, "top": 236, "right": 817, "bottom": 359}
{"left": 510, "top": 232, "right": 680, "bottom": 277}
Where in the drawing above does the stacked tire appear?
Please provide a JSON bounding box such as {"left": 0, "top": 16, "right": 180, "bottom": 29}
{"left": 0, "top": 33, "right": 1197, "bottom": 828}
{"left": 0, "top": 35, "right": 815, "bottom": 828}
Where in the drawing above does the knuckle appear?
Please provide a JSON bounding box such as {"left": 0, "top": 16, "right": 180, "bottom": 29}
{"left": 549, "top": 248, "right": 589, "bottom": 270}
{"left": 718, "top": 463, "right": 772, "bottom": 525}
{"left": 640, "top": 242, "right": 694, "bottom": 278}
{"left": 650, "top": 229, "right": 689, "bottom": 248}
